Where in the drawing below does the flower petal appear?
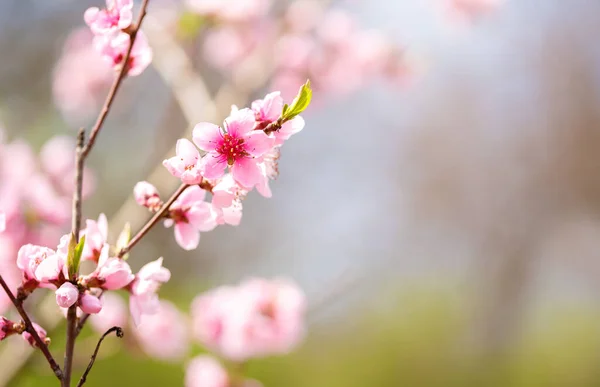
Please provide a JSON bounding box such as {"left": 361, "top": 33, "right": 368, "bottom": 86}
{"left": 174, "top": 223, "right": 200, "bottom": 251}
{"left": 244, "top": 131, "right": 274, "bottom": 157}
{"left": 193, "top": 123, "right": 222, "bottom": 152}
{"left": 176, "top": 139, "right": 200, "bottom": 165}
{"left": 200, "top": 153, "right": 227, "bottom": 179}
{"left": 225, "top": 108, "right": 256, "bottom": 137}
{"left": 231, "top": 157, "right": 262, "bottom": 188}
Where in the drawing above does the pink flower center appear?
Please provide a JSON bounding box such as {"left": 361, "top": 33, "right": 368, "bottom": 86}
{"left": 217, "top": 134, "right": 249, "bottom": 166}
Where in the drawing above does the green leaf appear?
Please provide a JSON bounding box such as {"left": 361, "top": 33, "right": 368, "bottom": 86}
{"left": 281, "top": 80, "right": 312, "bottom": 122}
{"left": 67, "top": 234, "right": 85, "bottom": 280}
{"left": 116, "top": 222, "right": 132, "bottom": 260}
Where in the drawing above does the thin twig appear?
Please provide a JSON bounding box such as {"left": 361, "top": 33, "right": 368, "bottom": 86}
{"left": 76, "top": 327, "right": 124, "bottom": 387}
{"left": 81, "top": 0, "right": 150, "bottom": 159}
{"left": 0, "top": 275, "right": 62, "bottom": 380}
{"left": 118, "top": 183, "right": 189, "bottom": 258}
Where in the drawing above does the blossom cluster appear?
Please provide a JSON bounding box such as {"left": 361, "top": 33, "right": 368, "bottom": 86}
{"left": 185, "top": 0, "right": 410, "bottom": 101}
{"left": 154, "top": 86, "right": 308, "bottom": 250}
{"left": 84, "top": 0, "right": 153, "bottom": 77}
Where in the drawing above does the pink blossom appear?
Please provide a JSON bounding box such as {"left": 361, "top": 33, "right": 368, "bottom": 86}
{"left": 255, "top": 148, "right": 280, "bottom": 198}
{"left": 162, "top": 139, "right": 203, "bottom": 185}
{"left": 185, "top": 356, "right": 229, "bottom": 387}
{"left": 86, "top": 244, "right": 134, "bottom": 290}
{"left": 251, "top": 92, "right": 305, "bottom": 146}
{"left": 81, "top": 214, "right": 108, "bottom": 262}
{"left": 52, "top": 28, "right": 113, "bottom": 122}
{"left": 186, "top": 0, "right": 270, "bottom": 22}
{"left": 129, "top": 257, "right": 171, "bottom": 326}
{"left": 55, "top": 282, "right": 79, "bottom": 308}
{"left": 80, "top": 293, "right": 103, "bottom": 314}
{"left": 191, "top": 278, "right": 306, "bottom": 360}
{"left": 0, "top": 211, "right": 4, "bottom": 233}
{"left": 165, "top": 186, "right": 216, "bottom": 250}
{"left": 194, "top": 109, "right": 274, "bottom": 187}
{"left": 134, "top": 301, "right": 189, "bottom": 361}
{"left": 22, "top": 323, "right": 48, "bottom": 348}
{"left": 444, "top": 0, "right": 503, "bottom": 23}
{"left": 90, "top": 293, "right": 127, "bottom": 333}
{"left": 202, "top": 27, "right": 249, "bottom": 71}
{"left": 211, "top": 174, "right": 246, "bottom": 209}
{"left": 94, "top": 31, "right": 153, "bottom": 76}
{"left": 284, "top": 0, "right": 325, "bottom": 33}
{"left": 16, "top": 244, "right": 56, "bottom": 283}
{"left": 133, "top": 181, "right": 161, "bottom": 209}
{"left": 84, "top": 0, "right": 134, "bottom": 35}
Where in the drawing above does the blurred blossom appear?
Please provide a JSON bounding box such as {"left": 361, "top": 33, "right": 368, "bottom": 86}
{"left": 90, "top": 292, "right": 128, "bottom": 334}
{"left": 52, "top": 28, "right": 113, "bottom": 123}
{"left": 134, "top": 300, "right": 189, "bottom": 361}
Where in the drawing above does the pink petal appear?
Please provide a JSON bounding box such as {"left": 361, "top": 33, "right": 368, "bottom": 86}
{"left": 80, "top": 294, "right": 103, "bottom": 314}
{"left": 56, "top": 283, "right": 79, "bottom": 308}
{"left": 243, "top": 131, "right": 274, "bottom": 157}
{"left": 178, "top": 186, "right": 206, "bottom": 206}
{"left": 187, "top": 204, "right": 217, "bottom": 232}
{"left": 176, "top": 139, "right": 200, "bottom": 165}
{"left": 193, "top": 123, "right": 223, "bottom": 152}
{"left": 224, "top": 108, "right": 256, "bottom": 137}
{"left": 163, "top": 156, "right": 185, "bottom": 177}
{"left": 181, "top": 167, "right": 204, "bottom": 185}
{"left": 175, "top": 223, "right": 200, "bottom": 251}
{"left": 83, "top": 7, "right": 100, "bottom": 26}
{"left": 200, "top": 154, "right": 227, "bottom": 180}
{"left": 231, "top": 157, "right": 262, "bottom": 188}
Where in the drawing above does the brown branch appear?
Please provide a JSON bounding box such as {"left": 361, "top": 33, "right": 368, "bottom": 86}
{"left": 76, "top": 327, "right": 123, "bottom": 387}
{"left": 0, "top": 275, "right": 62, "bottom": 380}
{"left": 118, "top": 183, "right": 189, "bottom": 258}
{"left": 81, "top": 0, "right": 150, "bottom": 159}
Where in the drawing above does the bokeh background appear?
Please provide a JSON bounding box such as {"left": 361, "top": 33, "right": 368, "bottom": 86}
{"left": 3, "top": 0, "right": 600, "bottom": 385}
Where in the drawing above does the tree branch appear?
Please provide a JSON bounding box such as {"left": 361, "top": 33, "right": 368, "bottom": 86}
{"left": 76, "top": 327, "right": 123, "bottom": 387}
{"left": 0, "top": 275, "right": 62, "bottom": 380}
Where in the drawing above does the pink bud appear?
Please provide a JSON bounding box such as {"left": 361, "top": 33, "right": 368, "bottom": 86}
{"left": 80, "top": 293, "right": 102, "bottom": 314}
{"left": 133, "top": 181, "right": 161, "bottom": 209}
{"left": 55, "top": 282, "right": 79, "bottom": 308}
{"left": 22, "top": 323, "right": 48, "bottom": 348}
{"left": 92, "top": 244, "right": 134, "bottom": 290}
{"left": 0, "top": 317, "right": 16, "bottom": 341}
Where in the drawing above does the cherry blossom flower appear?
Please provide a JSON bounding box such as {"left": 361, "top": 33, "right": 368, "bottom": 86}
{"left": 163, "top": 139, "right": 203, "bottom": 185}
{"left": 194, "top": 108, "right": 274, "bottom": 187}
{"left": 165, "top": 186, "right": 216, "bottom": 250}
{"left": 84, "top": 0, "right": 134, "bottom": 35}
{"left": 191, "top": 278, "right": 306, "bottom": 361}
{"left": 17, "top": 244, "right": 57, "bottom": 284}
{"left": 81, "top": 214, "right": 108, "bottom": 262}
{"left": 129, "top": 257, "right": 171, "bottom": 326}
{"left": 134, "top": 301, "right": 189, "bottom": 361}
{"left": 94, "top": 31, "right": 153, "bottom": 76}
{"left": 55, "top": 282, "right": 79, "bottom": 308}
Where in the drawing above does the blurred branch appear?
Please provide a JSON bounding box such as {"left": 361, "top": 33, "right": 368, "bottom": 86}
{"left": 76, "top": 326, "right": 123, "bottom": 387}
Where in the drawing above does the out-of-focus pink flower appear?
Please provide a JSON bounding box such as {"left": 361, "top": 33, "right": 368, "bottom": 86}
{"left": 274, "top": 34, "right": 314, "bottom": 72}
{"left": 191, "top": 278, "right": 306, "bottom": 361}
{"left": 84, "top": 0, "right": 134, "bottom": 35}
{"left": 284, "top": 0, "right": 324, "bottom": 33}
{"left": 203, "top": 27, "right": 249, "bottom": 71}
{"left": 52, "top": 28, "right": 113, "bottom": 122}
{"left": 90, "top": 293, "right": 127, "bottom": 333}
{"left": 39, "top": 136, "right": 97, "bottom": 198}
{"left": 443, "top": 0, "right": 504, "bottom": 23}
{"left": 186, "top": 0, "right": 270, "bottom": 22}
{"left": 55, "top": 282, "right": 79, "bottom": 308}
{"left": 133, "top": 181, "right": 161, "bottom": 210}
{"left": 317, "top": 9, "right": 356, "bottom": 45}
{"left": 185, "top": 355, "right": 229, "bottom": 387}
{"left": 86, "top": 244, "right": 134, "bottom": 290}
{"left": 134, "top": 301, "right": 189, "bottom": 361}
{"left": 165, "top": 186, "right": 216, "bottom": 250}
{"left": 129, "top": 257, "right": 171, "bottom": 326}
{"left": 81, "top": 214, "right": 108, "bottom": 262}
{"left": 80, "top": 293, "right": 103, "bottom": 314}
{"left": 194, "top": 109, "right": 274, "bottom": 187}
{"left": 94, "top": 31, "right": 153, "bottom": 76}
{"left": 22, "top": 323, "right": 48, "bottom": 348}
{"left": 163, "top": 139, "right": 203, "bottom": 185}
{"left": 0, "top": 211, "right": 4, "bottom": 233}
